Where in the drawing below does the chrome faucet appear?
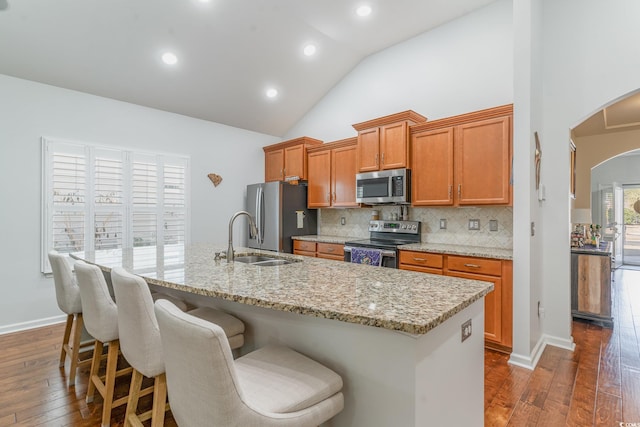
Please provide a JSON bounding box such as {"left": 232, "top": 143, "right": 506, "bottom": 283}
{"left": 227, "top": 210, "right": 258, "bottom": 262}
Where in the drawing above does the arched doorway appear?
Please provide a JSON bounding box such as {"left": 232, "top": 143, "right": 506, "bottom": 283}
{"left": 572, "top": 90, "right": 640, "bottom": 269}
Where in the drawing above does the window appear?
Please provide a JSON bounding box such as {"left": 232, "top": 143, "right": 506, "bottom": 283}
{"left": 41, "top": 138, "right": 189, "bottom": 274}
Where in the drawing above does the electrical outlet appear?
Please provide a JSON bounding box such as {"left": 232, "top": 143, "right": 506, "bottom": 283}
{"left": 489, "top": 219, "right": 498, "bottom": 231}
{"left": 439, "top": 219, "right": 447, "bottom": 229}
{"left": 531, "top": 221, "right": 535, "bottom": 236}
{"left": 340, "top": 217, "right": 346, "bottom": 226}
{"left": 468, "top": 219, "right": 480, "bottom": 230}
{"left": 461, "top": 319, "right": 472, "bottom": 342}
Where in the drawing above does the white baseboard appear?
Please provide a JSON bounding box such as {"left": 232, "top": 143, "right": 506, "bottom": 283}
{"left": 507, "top": 333, "right": 575, "bottom": 370}
{"left": 0, "top": 315, "right": 67, "bottom": 336}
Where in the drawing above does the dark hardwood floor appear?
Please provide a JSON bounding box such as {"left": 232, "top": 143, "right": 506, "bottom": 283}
{"left": 1, "top": 267, "right": 639, "bottom": 426}
{"left": 486, "top": 266, "right": 640, "bottom": 426}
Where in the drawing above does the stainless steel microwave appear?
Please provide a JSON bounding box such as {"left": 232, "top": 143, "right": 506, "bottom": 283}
{"left": 355, "top": 168, "right": 411, "bottom": 205}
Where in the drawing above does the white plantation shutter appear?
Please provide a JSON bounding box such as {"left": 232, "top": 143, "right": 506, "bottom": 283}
{"left": 42, "top": 138, "right": 189, "bottom": 274}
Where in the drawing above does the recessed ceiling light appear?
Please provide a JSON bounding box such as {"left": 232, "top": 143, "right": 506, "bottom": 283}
{"left": 266, "top": 88, "right": 278, "bottom": 98}
{"left": 161, "top": 52, "right": 178, "bottom": 65}
{"left": 356, "top": 5, "right": 372, "bottom": 17}
{"left": 303, "top": 44, "right": 317, "bottom": 57}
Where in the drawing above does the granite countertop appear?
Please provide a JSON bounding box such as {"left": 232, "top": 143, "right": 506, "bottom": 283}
{"left": 295, "top": 235, "right": 513, "bottom": 260}
{"left": 292, "top": 235, "right": 357, "bottom": 244}
{"left": 399, "top": 243, "right": 513, "bottom": 260}
{"left": 72, "top": 243, "right": 493, "bottom": 335}
{"left": 571, "top": 241, "right": 612, "bottom": 256}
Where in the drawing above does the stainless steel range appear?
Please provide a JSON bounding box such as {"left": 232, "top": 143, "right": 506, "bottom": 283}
{"left": 344, "top": 220, "right": 421, "bottom": 268}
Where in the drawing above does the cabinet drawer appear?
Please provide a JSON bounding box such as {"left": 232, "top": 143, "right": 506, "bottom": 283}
{"left": 447, "top": 255, "right": 501, "bottom": 276}
{"left": 399, "top": 251, "right": 443, "bottom": 269}
{"left": 293, "top": 240, "right": 316, "bottom": 253}
{"left": 317, "top": 242, "right": 344, "bottom": 257}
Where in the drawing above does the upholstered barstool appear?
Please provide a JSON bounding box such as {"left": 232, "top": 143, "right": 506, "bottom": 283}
{"left": 154, "top": 299, "right": 344, "bottom": 427}
{"left": 74, "top": 260, "right": 132, "bottom": 427}
{"left": 48, "top": 250, "right": 92, "bottom": 386}
{"left": 111, "top": 267, "right": 245, "bottom": 427}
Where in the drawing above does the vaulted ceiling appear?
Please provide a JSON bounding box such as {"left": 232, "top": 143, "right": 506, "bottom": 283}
{"left": 0, "top": 0, "right": 497, "bottom": 136}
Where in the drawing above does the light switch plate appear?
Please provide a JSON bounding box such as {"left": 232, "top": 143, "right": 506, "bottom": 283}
{"left": 439, "top": 219, "right": 447, "bottom": 229}
{"left": 489, "top": 220, "right": 498, "bottom": 231}
{"left": 340, "top": 217, "right": 346, "bottom": 226}
{"left": 468, "top": 219, "right": 480, "bottom": 230}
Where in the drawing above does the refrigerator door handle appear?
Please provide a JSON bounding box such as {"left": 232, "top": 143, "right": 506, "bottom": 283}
{"left": 257, "top": 186, "right": 265, "bottom": 244}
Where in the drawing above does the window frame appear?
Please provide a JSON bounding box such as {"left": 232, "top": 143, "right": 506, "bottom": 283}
{"left": 41, "top": 137, "right": 190, "bottom": 274}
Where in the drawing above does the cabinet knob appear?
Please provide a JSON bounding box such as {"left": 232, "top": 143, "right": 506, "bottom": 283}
{"left": 464, "top": 263, "right": 481, "bottom": 269}
{"left": 375, "top": 153, "right": 379, "bottom": 166}
{"left": 458, "top": 184, "right": 462, "bottom": 198}
{"left": 381, "top": 152, "right": 385, "bottom": 165}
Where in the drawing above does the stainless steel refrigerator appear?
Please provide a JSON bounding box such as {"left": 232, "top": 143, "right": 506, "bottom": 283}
{"left": 246, "top": 182, "right": 317, "bottom": 253}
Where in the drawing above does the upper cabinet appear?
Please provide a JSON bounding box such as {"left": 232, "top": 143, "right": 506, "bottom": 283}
{"left": 410, "top": 105, "right": 513, "bottom": 206}
{"left": 307, "top": 138, "right": 359, "bottom": 208}
{"left": 263, "top": 137, "right": 323, "bottom": 182}
{"left": 352, "top": 111, "right": 427, "bottom": 172}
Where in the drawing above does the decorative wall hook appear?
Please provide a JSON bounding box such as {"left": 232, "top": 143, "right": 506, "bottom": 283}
{"left": 207, "top": 173, "right": 222, "bottom": 187}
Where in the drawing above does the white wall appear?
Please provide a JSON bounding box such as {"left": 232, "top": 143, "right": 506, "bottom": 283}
{"left": 0, "top": 75, "right": 278, "bottom": 332}
{"left": 537, "top": 0, "right": 640, "bottom": 350}
{"left": 284, "top": 0, "right": 514, "bottom": 142}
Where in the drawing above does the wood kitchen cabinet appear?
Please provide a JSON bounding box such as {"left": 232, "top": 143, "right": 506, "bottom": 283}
{"left": 307, "top": 138, "right": 359, "bottom": 208}
{"left": 352, "top": 110, "right": 427, "bottom": 172}
{"left": 293, "top": 240, "right": 344, "bottom": 261}
{"left": 263, "top": 137, "right": 323, "bottom": 182}
{"left": 293, "top": 240, "right": 316, "bottom": 257}
{"left": 399, "top": 250, "right": 513, "bottom": 352}
{"left": 398, "top": 250, "right": 443, "bottom": 274}
{"left": 410, "top": 105, "right": 512, "bottom": 206}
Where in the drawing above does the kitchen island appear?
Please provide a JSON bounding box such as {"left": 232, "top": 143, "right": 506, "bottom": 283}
{"left": 74, "top": 243, "right": 493, "bottom": 426}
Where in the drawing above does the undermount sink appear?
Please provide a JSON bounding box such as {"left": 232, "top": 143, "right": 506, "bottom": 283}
{"left": 233, "top": 255, "right": 299, "bottom": 266}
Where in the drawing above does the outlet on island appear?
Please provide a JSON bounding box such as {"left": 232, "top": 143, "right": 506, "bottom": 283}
{"left": 461, "top": 319, "right": 472, "bottom": 342}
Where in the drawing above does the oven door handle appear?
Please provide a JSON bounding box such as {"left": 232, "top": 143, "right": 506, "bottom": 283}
{"left": 344, "top": 246, "right": 396, "bottom": 258}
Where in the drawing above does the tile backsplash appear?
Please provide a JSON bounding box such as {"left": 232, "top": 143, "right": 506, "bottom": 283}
{"left": 319, "top": 206, "right": 513, "bottom": 249}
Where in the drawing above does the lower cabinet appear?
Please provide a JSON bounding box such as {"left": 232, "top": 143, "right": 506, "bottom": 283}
{"left": 398, "top": 250, "right": 443, "bottom": 274}
{"left": 399, "top": 251, "right": 513, "bottom": 353}
{"left": 293, "top": 240, "right": 344, "bottom": 261}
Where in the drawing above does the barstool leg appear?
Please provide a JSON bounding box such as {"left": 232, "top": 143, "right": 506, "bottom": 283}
{"left": 124, "top": 368, "right": 144, "bottom": 427}
{"left": 151, "top": 373, "right": 167, "bottom": 427}
{"left": 101, "top": 339, "right": 120, "bottom": 427}
{"left": 86, "top": 340, "right": 103, "bottom": 403}
{"left": 59, "top": 314, "right": 73, "bottom": 367}
{"left": 68, "top": 313, "right": 83, "bottom": 386}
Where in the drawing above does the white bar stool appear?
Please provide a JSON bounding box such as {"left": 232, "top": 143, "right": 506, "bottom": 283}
{"left": 155, "top": 299, "right": 344, "bottom": 427}
{"left": 75, "top": 260, "right": 132, "bottom": 427}
{"left": 48, "top": 250, "right": 92, "bottom": 386}
{"left": 111, "top": 267, "right": 245, "bottom": 427}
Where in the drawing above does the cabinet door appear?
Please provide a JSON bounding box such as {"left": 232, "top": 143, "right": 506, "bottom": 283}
{"left": 447, "top": 270, "right": 502, "bottom": 344}
{"left": 411, "top": 128, "right": 454, "bottom": 206}
{"left": 284, "top": 144, "right": 305, "bottom": 180}
{"left": 293, "top": 240, "right": 316, "bottom": 257}
{"left": 380, "top": 122, "right": 409, "bottom": 170}
{"left": 317, "top": 242, "right": 345, "bottom": 260}
{"left": 307, "top": 150, "right": 331, "bottom": 208}
{"left": 455, "top": 116, "right": 511, "bottom": 205}
{"left": 265, "top": 149, "right": 284, "bottom": 182}
{"left": 357, "top": 128, "right": 380, "bottom": 172}
{"left": 332, "top": 145, "right": 358, "bottom": 207}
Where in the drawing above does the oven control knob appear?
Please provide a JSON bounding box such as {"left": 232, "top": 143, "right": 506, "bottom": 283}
{"left": 412, "top": 225, "right": 417, "bottom": 230}
{"left": 401, "top": 224, "right": 407, "bottom": 229}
